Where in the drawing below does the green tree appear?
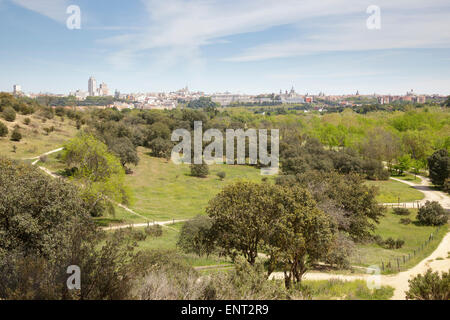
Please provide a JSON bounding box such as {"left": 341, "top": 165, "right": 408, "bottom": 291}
{"left": 406, "top": 269, "right": 450, "bottom": 300}
{"left": 0, "top": 157, "right": 142, "bottom": 300}
{"left": 10, "top": 127, "right": 22, "bottom": 141}
{"left": 265, "top": 185, "right": 335, "bottom": 288}
{"left": 62, "top": 133, "right": 130, "bottom": 216}
{"left": 428, "top": 149, "right": 450, "bottom": 187}
{"left": 2, "top": 106, "right": 16, "bottom": 122}
{"left": 106, "top": 136, "right": 139, "bottom": 168}
{"left": 277, "top": 171, "right": 385, "bottom": 241}
{"left": 191, "top": 161, "right": 209, "bottom": 178}
{"left": 207, "top": 181, "right": 335, "bottom": 288}
{"left": 394, "top": 154, "right": 412, "bottom": 175}
{"left": 207, "top": 181, "right": 280, "bottom": 265}
{"left": 0, "top": 121, "right": 8, "bottom": 137}
{"left": 417, "top": 201, "right": 448, "bottom": 226}
{"left": 177, "top": 215, "right": 214, "bottom": 257}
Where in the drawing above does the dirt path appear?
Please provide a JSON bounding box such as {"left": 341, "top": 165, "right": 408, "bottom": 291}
{"left": 271, "top": 175, "right": 450, "bottom": 300}
{"left": 270, "top": 232, "right": 450, "bottom": 299}
{"left": 103, "top": 219, "right": 188, "bottom": 231}
{"left": 383, "top": 176, "right": 450, "bottom": 209}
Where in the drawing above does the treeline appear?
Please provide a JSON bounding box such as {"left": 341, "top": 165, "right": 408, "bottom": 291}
{"left": 36, "top": 95, "right": 126, "bottom": 106}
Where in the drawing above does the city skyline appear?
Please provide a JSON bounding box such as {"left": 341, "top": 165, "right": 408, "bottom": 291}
{"left": 1, "top": 0, "right": 450, "bottom": 95}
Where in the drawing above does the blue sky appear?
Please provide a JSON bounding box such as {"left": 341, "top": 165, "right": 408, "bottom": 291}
{"left": 1, "top": 0, "right": 450, "bottom": 95}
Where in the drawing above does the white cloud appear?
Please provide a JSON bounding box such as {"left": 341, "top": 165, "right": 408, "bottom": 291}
{"left": 97, "top": 0, "right": 450, "bottom": 68}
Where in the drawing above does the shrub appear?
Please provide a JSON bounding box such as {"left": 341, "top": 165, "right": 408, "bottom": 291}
{"left": 395, "top": 239, "right": 405, "bottom": 249}
{"left": 190, "top": 162, "right": 209, "bottom": 178}
{"left": 406, "top": 269, "right": 450, "bottom": 300}
{"left": 380, "top": 237, "right": 405, "bottom": 249}
{"left": 216, "top": 171, "right": 226, "bottom": 180}
{"left": 417, "top": 201, "right": 448, "bottom": 226}
{"left": 2, "top": 106, "right": 16, "bottom": 122}
{"left": 393, "top": 207, "right": 410, "bottom": 216}
{"left": 325, "top": 233, "right": 355, "bottom": 269}
{"left": 145, "top": 224, "right": 163, "bottom": 238}
{"left": 120, "top": 227, "right": 147, "bottom": 242}
{"left": 0, "top": 121, "right": 8, "bottom": 137}
{"left": 10, "top": 127, "right": 22, "bottom": 142}
{"left": 23, "top": 117, "right": 31, "bottom": 125}
{"left": 444, "top": 178, "right": 450, "bottom": 194}
{"left": 177, "top": 215, "right": 214, "bottom": 257}
{"left": 427, "top": 149, "right": 449, "bottom": 187}
{"left": 400, "top": 218, "right": 412, "bottom": 225}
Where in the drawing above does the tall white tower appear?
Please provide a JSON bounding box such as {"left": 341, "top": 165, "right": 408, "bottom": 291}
{"left": 88, "top": 77, "right": 97, "bottom": 96}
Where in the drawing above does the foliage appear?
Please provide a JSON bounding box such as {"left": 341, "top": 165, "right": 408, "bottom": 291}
{"left": 206, "top": 181, "right": 335, "bottom": 288}
{"left": 177, "top": 215, "right": 214, "bottom": 257}
{"left": 216, "top": 171, "right": 226, "bottom": 180}
{"left": 0, "top": 121, "right": 8, "bottom": 137}
{"left": 145, "top": 224, "right": 163, "bottom": 237}
{"left": 190, "top": 162, "right": 209, "bottom": 178}
{"left": 135, "top": 252, "right": 288, "bottom": 300}
{"left": 405, "top": 269, "right": 450, "bottom": 300}
{"left": 381, "top": 237, "right": 405, "bottom": 249}
{"left": 62, "top": 133, "right": 130, "bottom": 216}
{"left": 428, "top": 149, "right": 450, "bottom": 187}
{"left": 393, "top": 207, "right": 411, "bottom": 216}
{"left": 324, "top": 233, "right": 355, "bottom": 269}
{"left": 10, "top": 127, "right": 22, "bottom": 141}
{"left": 277, "top": 171, "right": 385, "bottom": 241}
{"left": 417, "top": 201, "right": 448, "bottom": 226}
{"left": 0, "top": 157, "right": 141, "bottom": 300}
{"left": 2, "top": 106, "right": 16, "bottom": 122}
{"left": 400, "top": 218, "right": 412, "bottom": 225}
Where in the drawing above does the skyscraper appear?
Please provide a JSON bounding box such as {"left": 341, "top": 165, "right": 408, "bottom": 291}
{"left": 88, "top": 76, "right": 97, "bottom": 96}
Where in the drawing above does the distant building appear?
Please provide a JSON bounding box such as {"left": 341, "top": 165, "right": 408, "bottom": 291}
{"left": 88, "top": 77, "right": 97, "bottom": 96}
{"left": 99, "top": 82, "right": 109, "bottom": 96}
{"left": 13, "top": 84, "right": 22, "bottom": 95}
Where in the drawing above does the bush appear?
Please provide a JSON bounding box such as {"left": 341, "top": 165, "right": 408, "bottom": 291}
{"left": 2, "top": 106, "right": 16, "bottom": 122}
{"left": 444, "top": 178, "right": 450, "bottom": 194}
{"left": 145, "top": 224, "right": 163, "bottom": 238}
{"left": 216, "top": 171, "right": 226, "bottom": 180}
{"left": 177, "top": 215, "right": 214, "bottom": 257}
{"left": 120, "top": 227, "right": 147, "bottom": 242}
{"left": 400, "top": 218, "right": 412, "bottom": 225}
{"left": 427, "top": 149, "right": 449, "bottom": 187}
{"left": 417, "top": 201, "right": 448, "bottom": 226}
{"left": 0, "top": 121, "right": 8, "bottom": 137}
{"left": 406, "top": 269, "right": 450, "bottom": 300}
{"left": 325, "top": 233, "right": 355, "bottom": 269}
{"left": 380, "top": 237, "right": 405, "bottom": 249}
{"left": 23, "top": 117, "right": 31, "bottom": 125}
{"left": 393, "top": 207, "right": 411, "bottom": 216}
{"left": 10, "top": 128, "right": 22, "bottom": 142}
{"left": 190, "top": 162, "right": 209, "bottom": 178}
{"left": 39, "top": 155, "right": 48, "bottom": 163}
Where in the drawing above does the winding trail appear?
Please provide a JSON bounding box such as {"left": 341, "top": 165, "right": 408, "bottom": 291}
{"left": 383, "top": 176, "right": 450, "bottom": 209}
{"left": 26, "top": 147, "right": 182, "bottom": 231}
{"left": 270, "top": 174, "right": 450, "bottom": 300}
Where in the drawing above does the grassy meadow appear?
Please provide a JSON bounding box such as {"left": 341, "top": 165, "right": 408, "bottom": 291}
{"left": 0, "top": 113, "right": 77, "bottom": 160}
{"left": 365, "top": 179, "right": 424, "bottom": 203}
{"left": 123, "top": 147, "right": 269, "bottom": 221}
{"left": 352, "top": 209, "right": 448, "bottom": 273}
